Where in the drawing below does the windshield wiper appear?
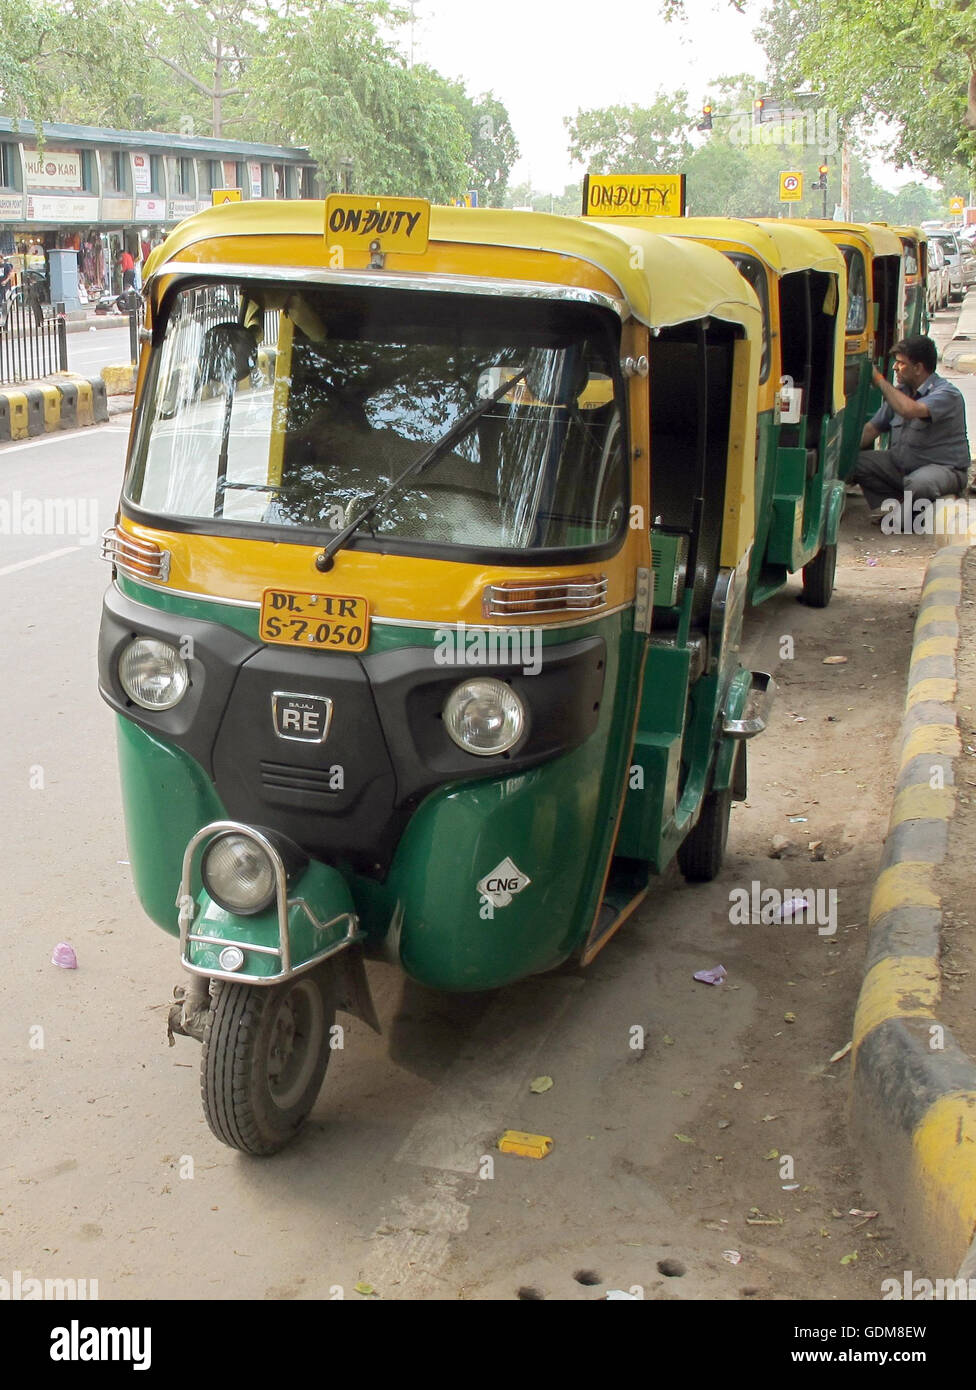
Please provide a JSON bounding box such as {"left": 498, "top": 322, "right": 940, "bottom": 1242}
{"left": 314, "top": 366, "right": 526, "bottom": 572}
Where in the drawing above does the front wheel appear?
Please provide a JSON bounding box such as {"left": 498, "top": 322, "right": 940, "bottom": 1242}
{"left": 201, "top": 966, "right": 337, "bottom": 1155}
{"left": 801, "top": 542, "right": 836, "bottom": 608}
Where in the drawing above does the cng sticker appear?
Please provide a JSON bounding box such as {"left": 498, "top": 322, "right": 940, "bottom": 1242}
{"left": 779, "top": 171, "right": 803, "bottom": 202}
{"left": 477, "top": 857, "right": 531, "bottom": 909}
{"left": 324, "top": 195, "right": 430, "bottom": 254}
{"left": 212, "top": 188, "right": 242, "bottom": 205}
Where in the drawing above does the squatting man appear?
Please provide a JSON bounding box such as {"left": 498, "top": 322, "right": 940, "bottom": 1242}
{"left": 851, "top": 336, "right": 971, "bottom": 528}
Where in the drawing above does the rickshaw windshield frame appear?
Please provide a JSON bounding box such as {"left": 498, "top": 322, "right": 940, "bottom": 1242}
{"left": 124, "top": 271, "right": 632, "bottom": 568}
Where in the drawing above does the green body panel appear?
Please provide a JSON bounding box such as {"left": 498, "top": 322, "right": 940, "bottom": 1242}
{"left": 113, "top": 584, "right": 650, "bottom": 992}
{"left": 187, "top": 860, "right": 356, "bottom": 978}
{"left": 748, "top": 407, "right": 844, "bottom": 605}
{"left": 369, "top": 611, "right": 647, "bottom": 991}
{"left": 116, "top": 717, "right": 227, "bottom": 934}
{"left": 837, "top": 354, "right": 873, "bottom": 481}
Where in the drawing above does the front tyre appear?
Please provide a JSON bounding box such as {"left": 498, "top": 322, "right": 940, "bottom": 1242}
{"left": 801, "top": 542, "right": 836, "bottom": 608}
{"left": 201, "top": 967, "right": 336, "bottom": 1155}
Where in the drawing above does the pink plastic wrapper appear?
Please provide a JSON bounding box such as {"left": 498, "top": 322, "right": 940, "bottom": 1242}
{"left": 51, "top": 942, "right": 78, "bottom": 969}
{"left": 693, "top": 964, "right": 727, "bottom": 985}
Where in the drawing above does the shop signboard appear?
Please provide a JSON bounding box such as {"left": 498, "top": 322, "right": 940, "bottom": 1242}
{"left": 132, "top": 154, "right": 152, "bottom": 194}
{"left": 25, "top": 194, "right": 99, "bottom": 222}
{"left": 0, "top": 194, "right": 25, "bottom": 220}
{"left": 167, "top": 198, "right": 197, "bottom": 222}
{"left": 248, "top": 162, "right": 262, "bottom": 198}
{"left": 102, "top": 196, "right": 134, "bottom": 222}
{"left": 135, "top": 196, "right": 166, "bottom": 221}
{"left": 23, "top": 149, "right": 82, "bottom": 191}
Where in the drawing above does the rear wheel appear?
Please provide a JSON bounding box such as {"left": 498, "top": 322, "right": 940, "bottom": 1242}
{"left": 201, "top": 966, "right": 336, "bottom": 1155}
{"left": 801, "top": 542, "right": 836, "bottom": 608}
{"left": 678, "top": 783, "right": 732, "bottom": 883}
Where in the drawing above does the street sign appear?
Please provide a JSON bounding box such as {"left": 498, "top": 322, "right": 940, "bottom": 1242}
{"left": 212, "top": 188, "right": 242, "bottom": 205}
{"left": 779, "top": 171, "right": 803, "bottom": 202}
{"left": 950, "top": 196, "right": 965, "bottom": 215}
{"left": 582, "top": 172, "right": 686, "bottom": 218}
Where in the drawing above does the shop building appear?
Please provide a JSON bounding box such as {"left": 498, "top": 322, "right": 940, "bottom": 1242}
{"left": 0, "top": 119, "right": 319, "bottom": 308}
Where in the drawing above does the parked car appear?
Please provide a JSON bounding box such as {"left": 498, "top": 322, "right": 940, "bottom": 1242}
{"left": 928, "top": 229, "right": 976, "bottom": 302}
{"left": 927, "top": 237, "right": 951, "bottom": 313}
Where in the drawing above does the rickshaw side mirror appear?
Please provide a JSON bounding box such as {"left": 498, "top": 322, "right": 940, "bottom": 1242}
{"left": 201, "top": 323, "right": 258, "bottom": 384}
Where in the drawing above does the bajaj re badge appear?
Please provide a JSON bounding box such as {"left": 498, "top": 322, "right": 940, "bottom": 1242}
{"left": 272, "top": 692, "right": 333, "bottom": 743}
{"left": 477, "top": 857, "right": 531, "bottom": 909}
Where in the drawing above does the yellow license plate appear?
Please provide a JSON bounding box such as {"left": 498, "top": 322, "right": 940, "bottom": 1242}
{"left": 260, "top": 589, "right": 369, "bottom": 651}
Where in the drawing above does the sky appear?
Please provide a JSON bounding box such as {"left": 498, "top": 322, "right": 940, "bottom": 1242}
{"left": 409, "top": 0, "right": 769, "bottom": 190}
{"left": 407, "top": 0, "right": 923, "bottom": 195}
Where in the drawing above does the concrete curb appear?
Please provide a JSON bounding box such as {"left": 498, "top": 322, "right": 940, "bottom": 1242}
{"left": 943, "top": 288, "right": 976, "bottom": 374}
{"left": 850, "top": 544, "right": 976, "bottom": 1279}
{"left": 0, "top": 375, "right": 108, "bottom": 439}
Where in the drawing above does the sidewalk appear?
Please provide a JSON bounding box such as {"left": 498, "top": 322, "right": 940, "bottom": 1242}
{"left": 942, "top": 288, "right": 976, "bottom": 374}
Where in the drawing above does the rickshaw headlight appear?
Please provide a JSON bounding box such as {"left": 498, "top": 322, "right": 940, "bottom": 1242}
{"left": 118, "top": 638, "right": 188, "bottom": 710}
{"left": 443, "top": 678, "right": 525, "bottom": 756}
{"left": 202, "top": 833, "right": 277, "bottom": 916}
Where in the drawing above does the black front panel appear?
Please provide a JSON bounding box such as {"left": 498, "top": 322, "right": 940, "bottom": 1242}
{"left": 211, "top": 646, "right": 399, "bottom": 875}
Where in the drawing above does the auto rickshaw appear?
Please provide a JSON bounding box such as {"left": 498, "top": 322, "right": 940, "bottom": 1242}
{"left": 98, "top": 199, "right": 773, "bottom": 1154}
{"left": 598, "top": 215, "right": 847, "bottom": 607}
{"left": 787, "top": 220, "right": 903, "bottom": 480}
{"left": 874, "top": 224, "right": 928, "bottom": 338}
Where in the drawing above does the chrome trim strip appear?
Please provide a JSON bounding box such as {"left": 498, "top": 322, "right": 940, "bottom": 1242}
{"left": 148, "top": 259, "right": 627, "bottom": 318}
{"left": 114, "top": 576, "right": 632, "bottom": 629}
{"left": 115, "top": 576, "right": 261, "bottom": 609}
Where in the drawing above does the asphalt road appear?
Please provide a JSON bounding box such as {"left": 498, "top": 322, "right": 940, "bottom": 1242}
{"left": 0, "top": 371, "right": 959, "bottom": 1302}
{"left": 62, "top": 324, "right": 134, "bottom": 381}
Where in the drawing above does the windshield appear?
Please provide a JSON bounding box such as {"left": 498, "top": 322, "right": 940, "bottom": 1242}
{"left": 838, "top": 246, "right": 867, "bottom": 333}
{"left": 125, "top": 279, "right": 628, "bottom": 556}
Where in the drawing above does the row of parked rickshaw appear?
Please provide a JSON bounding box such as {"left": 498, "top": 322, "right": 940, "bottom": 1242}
{"left": 98, "top": 199, "right": 928, "bottom": 1152}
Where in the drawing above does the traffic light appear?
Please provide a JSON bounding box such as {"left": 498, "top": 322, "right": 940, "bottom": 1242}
{"left": 698, "top": 103, "right": 713, "bottom": 131}
{"left": 753, "top": 97, "right": 766, "bottom": 126}
{"left": 817, "top": 164, "right": 828, "bottom": 190}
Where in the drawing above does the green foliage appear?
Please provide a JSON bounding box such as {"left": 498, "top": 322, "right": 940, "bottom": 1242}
{"left": 566, "top": 92, "right": 694, "bottom": 172}
{"left": 759, "top": 0, "right": 976, "bottom": 180}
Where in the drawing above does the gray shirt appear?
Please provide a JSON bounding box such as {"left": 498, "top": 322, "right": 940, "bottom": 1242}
{"left": 870, "top": 371, "right": 971, "bottom": 471}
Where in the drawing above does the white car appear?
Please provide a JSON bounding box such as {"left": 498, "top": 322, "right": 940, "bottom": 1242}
{"left": 927, "top": 238, "right": 951, "bottom": 313}
{"left": 928, "top": 230, "right": 976, "bottom": 302}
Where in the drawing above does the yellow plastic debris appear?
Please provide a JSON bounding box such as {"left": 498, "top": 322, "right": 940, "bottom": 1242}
{"left": 498, "top": 1130, "right": 553, "bottom": 1158}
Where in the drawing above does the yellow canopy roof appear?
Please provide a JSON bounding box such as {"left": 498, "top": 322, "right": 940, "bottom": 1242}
{"left": 633, "top": 215, "right": 845, "bottom": 278}
{"left": 145, "top": 200, "right": 762, "bottom": 337}
{"left": 791, "top": 218, "right": 903, "bottom": 260}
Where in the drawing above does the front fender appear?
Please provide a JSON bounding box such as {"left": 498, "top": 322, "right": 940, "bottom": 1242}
{"left": 824, "top": 479, "right": 846, "bottom": 547}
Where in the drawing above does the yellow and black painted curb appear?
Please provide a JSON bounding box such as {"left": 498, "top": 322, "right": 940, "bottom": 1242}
{"left": 0, "top": 374, "right": 108, "bottom": 441}
{"left": 851, "top": 544, "right": 976, "bottom": 1276}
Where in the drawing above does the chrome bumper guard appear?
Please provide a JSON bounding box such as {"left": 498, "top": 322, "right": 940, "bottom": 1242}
{"left": 722, "top": 671, "right": 776, "bottom": 739}
{"left": 177, "top": 821, "right": 363, "bottom": 985}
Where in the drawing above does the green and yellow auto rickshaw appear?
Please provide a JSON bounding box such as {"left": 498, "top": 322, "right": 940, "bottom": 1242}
{"left": 790, "top": 220, "right": 903, "bottom": 480}
{"left": 98, "top": 199, "right": 773, "bottom": 1154}
{"left": 602, "top": 215, "right": 847, "bottom": 607}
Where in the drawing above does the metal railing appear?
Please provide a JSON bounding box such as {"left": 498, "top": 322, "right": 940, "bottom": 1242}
{"left": 0, "top": 293, "right": 68, "bottom": 384}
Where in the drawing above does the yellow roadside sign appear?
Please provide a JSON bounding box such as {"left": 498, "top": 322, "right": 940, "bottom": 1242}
{"left": 582, "top": 172, "right": 686, "bottom": 218}
{"left": 779, "top": 171, "right": 803, "bottom": 202}
{"left": 950, "top": 196, "right": 965, "bottom": 215}
{"left": 324, "top": 195, "right": 430, "bottom": 254}
{"left": 212, "top": 188, "right": 242, "bottom": 205}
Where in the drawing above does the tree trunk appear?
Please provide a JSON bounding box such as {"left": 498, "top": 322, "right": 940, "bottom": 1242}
{"left": 968, "top": 66, "right": 976, "bottom": 129}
